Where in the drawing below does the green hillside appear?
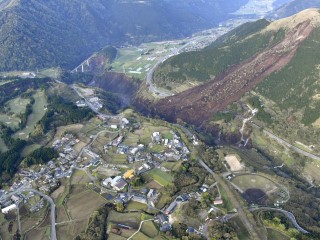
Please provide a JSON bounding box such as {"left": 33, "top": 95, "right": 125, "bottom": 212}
{"left": 153, "top": 19, "right": 285, "bottom": 88}
{"left": 256, "top": 27, "right": 320, "bottom": 126}
{"left": 0, "top": 0, "right": 248, "bottom": 71}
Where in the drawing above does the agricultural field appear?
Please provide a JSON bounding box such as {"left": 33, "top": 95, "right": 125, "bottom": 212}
{"left": 56, "top": 219, "right": 88, "bottom": 240}
{"left": 143, "top": 168, "right": 173, "bottom": 186}
{"left": 160, "top": 161, "right": 181, "bottom": 172}
{"left": 140, "top": 221, "right": 159, "bottom": 238}
{"left": 14, "top": 90, "right": 48, "bottom": 139}
{"left": 266, "top": 228, "right": 290, "bottom": 240}
{"left": 70, "top": 170, "right": 91, "bottom": 185}
{"left": 66, "top": 190, "right": 106, "bottom": 220}
{"left": 126, "top": 201, "right": 147, "bottom": 211}
{"left": 111, "top": 40, "right": 181, "bottom": 79}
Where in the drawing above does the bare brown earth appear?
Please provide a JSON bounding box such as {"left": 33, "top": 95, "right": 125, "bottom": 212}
{"left": 152, "top": 20, "right": 314, "bottom": 125}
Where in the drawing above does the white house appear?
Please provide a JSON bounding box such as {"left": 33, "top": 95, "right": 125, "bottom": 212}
{"left": 1, "top": 204, "right": 17, "bottom": 214}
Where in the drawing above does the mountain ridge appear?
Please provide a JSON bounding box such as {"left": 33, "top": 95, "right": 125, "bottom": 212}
{"left": 0, "top": 0, "right": 248, "bottom": 71}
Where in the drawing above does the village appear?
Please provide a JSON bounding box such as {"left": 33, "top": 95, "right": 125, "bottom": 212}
{"left": 0, "top": 106, "right": 230, "bottom": 239}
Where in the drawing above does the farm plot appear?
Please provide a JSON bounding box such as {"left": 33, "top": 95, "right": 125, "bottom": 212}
{"left": 56, "top": 219, "right": 88, "bottom": 240}
{"left": 144, "top": 169, "right": 173, "bottom": 186}
{"left": 140, "top": 221, "right": 159, "bottom": 238}
{"left": 66, "top": 190, "right": 106, "bottom": 220}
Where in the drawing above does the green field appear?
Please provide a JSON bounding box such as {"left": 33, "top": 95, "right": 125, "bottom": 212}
{"left": 266, "top": 228, "right": 290, "bottom": 240}
{"left": 140, "top": 221, "right": 159, "bottom": 238}
{"left": 161, "top": 161, "right": 181, "bottom": 171}
{"left": 21, "top": 144, "right": 41, "bottom": 157}
{"left": 126, "top": 201, "right": 147, "bottom": 211}
{"left": 0, "top": 113, "right": 20, "bottom": 128}
{"left": 108, "top": 211, "right": 141, "bottom": 223}
{"left": 111, "top": 41, "right": 181, "bottom": 80}
{"left": 230, "top": 216, "right": 250, "bottom": 240}
{"left": 144, "top": 169, "right": 173, "bottom": 186}
{"left": 14, "top": 90, "right": 47, "bottom": 139}
{"left": 7, "top": 96, "right": 31, "bottom": 115}
{"left": 231, "top": 174, "right": 278, "bottom": 193}
{"left": 220, "top": 185, "right": 235, "bottom": 212}
{"left": 0, "top": 138, "right": 8, "bottom": 153}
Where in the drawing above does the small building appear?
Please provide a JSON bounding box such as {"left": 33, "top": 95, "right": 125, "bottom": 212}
{"left": 11, "top": 195, "right": 20, "bottom": 203}
{"left": 165, "top": 201, "right": 177, "bottom": 215}
{"left": 151, "top": 132, "right": 161, "bottom": 143}
{"left": 123, "top": 170, "right": 135, "bottom": 179}
{"left": 1, "top": 204, "right": 17, "bottom": 214}
{"left": 132, "top": 194, "right": 147, "bottom": 204}
{"left": 110, "top": 125, "right": 118, "bottom": 130}
{"left": 147, "top": 189, "right": 155, "bottom": 198}
{"left": 130, "top": 147, "right": 139, "bottom": 155}
{"left": 122, "top": 118, "right": 129, "bottom": 125}
{"left": 155, "top": 214, "right": 171, "bottom": 232}
{"left": 113, "top": 180, "right": 127, "bottom": 191}
{"left": 214, "top": 198, "right": 224, "bottom": 205}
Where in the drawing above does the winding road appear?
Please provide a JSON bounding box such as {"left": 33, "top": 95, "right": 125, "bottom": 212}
{"left": 250, "top": 207, "right": 309, "bottom": 234}
{"left": 0, "top": 188, "right": 57, "bottom": 240}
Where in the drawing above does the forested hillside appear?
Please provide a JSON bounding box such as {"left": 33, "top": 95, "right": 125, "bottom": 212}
{"left": 150, "top": 9, "right": 320, "bottom": 129}
{"left": 0, "top": 0, "right": 248, "bottom": 71}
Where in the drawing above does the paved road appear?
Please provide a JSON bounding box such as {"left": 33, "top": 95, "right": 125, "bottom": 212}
{"left": 251, "top": 122, "right": 320, "bottom": 161}
{"left": 250, "top": 207, "right": 309, "bottom": 234}
{"left": 71, "top": 84, "right": 122, "bottom": 121}
{"left": 16, "top": 207, "right": 21, "bottom": 234}
{"left": 1, "top": 188, "right": 57, "bottom": 240}
{"left": 198, "top": 159, "right": 264, "bottom": 240}
{"left": 146, "top": 36, "right": 210, "bottom": 97}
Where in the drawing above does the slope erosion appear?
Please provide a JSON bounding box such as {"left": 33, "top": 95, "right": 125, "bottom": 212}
{"left": 152, "top": 9, "right": 320, "bottom": 126}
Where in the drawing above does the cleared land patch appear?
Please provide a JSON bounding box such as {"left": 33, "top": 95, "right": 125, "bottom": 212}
{"left": 225, "top": 154, "right": 243, "bottom": 172}
{"left": 66, "top": 190, "right": 105, "bottom": 220}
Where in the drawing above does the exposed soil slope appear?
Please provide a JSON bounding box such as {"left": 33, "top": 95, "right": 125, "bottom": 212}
{"left": 153, "top": 15, "right": 316, "bottom": 125}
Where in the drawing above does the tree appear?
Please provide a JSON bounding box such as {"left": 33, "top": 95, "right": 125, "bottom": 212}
{"left": 172, "top": 222, "right": 188, "bottom": 238}
{"left": 116, "top": 202, "right": 124, "bottom": 212}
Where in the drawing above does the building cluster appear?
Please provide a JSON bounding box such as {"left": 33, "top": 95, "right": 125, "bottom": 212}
{"left": 88, "top": 97, "right": 103, "bottom": 110}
